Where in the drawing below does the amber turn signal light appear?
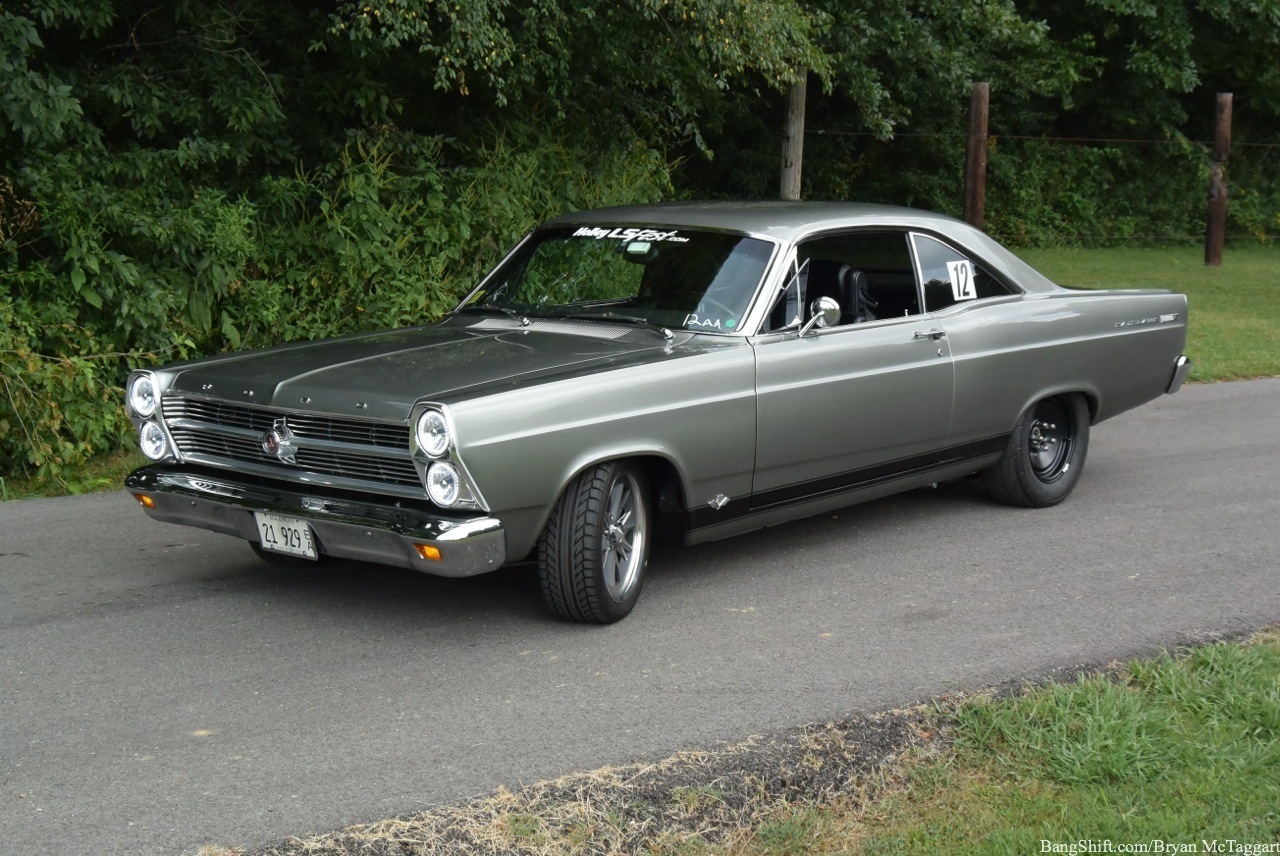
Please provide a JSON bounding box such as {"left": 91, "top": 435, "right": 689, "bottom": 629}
{"left": 132, "top": 493, "right": 155, "bottom": 509}
{"left": 414, "top": 543, "right": 442, "bottom": 562}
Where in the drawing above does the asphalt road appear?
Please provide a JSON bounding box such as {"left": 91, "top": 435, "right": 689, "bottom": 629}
{"left": 2, "top": 378, "right": 1278, "bottom": 856}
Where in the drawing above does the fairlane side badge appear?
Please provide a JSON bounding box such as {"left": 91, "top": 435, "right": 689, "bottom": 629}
{"left": 261, "top": 417, "right": 299, "bottom": 465}
{"left": 1115, "top": 313, "right": 1179, "bottom": 328}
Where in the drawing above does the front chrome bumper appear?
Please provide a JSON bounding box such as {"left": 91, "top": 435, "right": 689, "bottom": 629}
{"left": 125, "top": 466, "right": 506, "bottom": 577}
{"left": 1166, "top": 354, "right": 1192, "bottom": 394}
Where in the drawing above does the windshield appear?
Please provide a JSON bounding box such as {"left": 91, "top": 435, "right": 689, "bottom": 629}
{"left": 460, "top": 226, "right": 774, "bottom": 333}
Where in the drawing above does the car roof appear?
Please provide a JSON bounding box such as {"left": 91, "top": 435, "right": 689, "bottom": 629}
{"left": 543, "top": 200, "right": 958, "bottom": 242}
{"left": 543, "top": 201, "right": 1062, "bottom": 293}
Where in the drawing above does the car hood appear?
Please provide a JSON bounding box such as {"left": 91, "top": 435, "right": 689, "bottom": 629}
{"left": 166, "top": 320, "right": 685, "bottom": 422}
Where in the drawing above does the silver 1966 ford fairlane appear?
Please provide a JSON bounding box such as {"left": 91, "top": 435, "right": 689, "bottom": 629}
{"left": 125, "top": 202, "right": 1191, "bottom": 623}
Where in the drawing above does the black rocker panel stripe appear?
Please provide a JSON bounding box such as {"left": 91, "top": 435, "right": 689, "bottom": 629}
{"left": 686, "top": 434, "right": 1010, "bottom": 532}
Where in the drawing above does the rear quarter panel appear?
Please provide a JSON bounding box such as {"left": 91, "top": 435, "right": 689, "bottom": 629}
{"left": 943, "top": 289, "right": 1188, "bottom": 444}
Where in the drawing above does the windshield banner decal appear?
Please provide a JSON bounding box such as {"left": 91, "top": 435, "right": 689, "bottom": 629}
{"left": 572, "top": 227, "right": 691, "bottom": 243}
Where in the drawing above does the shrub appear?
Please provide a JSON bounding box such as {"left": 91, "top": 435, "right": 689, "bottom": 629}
{"left": 1, "top": 126, "right": 673, "bottom": 484}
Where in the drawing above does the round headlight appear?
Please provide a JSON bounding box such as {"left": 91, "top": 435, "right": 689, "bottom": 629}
{"left": 415, "top": 409, "right": 451, "bottom": 458}
{"left": 426, "top": 461, "right": 461, "bottom": 507}
{"left": 129, "top": 375, "right": 157, "bottom": 418}
{"left": 139, "top": 422, "right": 168, "bottom": 460}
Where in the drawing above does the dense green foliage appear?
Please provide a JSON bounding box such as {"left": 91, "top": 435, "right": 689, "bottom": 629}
{"left": 696, "top": 0, "right": 1280, "bottom": 242}
{"left": 2, "top": 0, "right": 1278, "bottom": 485}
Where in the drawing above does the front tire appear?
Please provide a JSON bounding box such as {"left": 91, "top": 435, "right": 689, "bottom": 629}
{"left": 538, "top": 461, "right": 651, "bottom": 624}
{"left": 982, "top": 393, "right": 1090, "bottom": 508}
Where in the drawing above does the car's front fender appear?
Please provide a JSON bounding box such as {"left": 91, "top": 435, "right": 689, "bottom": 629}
{"left": 448, "top": 342, "right": 758, "bottom": 559}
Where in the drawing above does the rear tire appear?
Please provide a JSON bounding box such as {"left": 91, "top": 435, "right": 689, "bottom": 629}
{"left": 982, "top": 393, "right": 1090, "bottom": 508}
{"left": 538, "top": 461, "right": 650, "bottom": 624}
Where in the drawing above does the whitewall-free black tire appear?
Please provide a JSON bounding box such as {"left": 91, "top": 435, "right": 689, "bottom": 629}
{"left": 538, "top": 461, "right": 651, "bottom": 624}
{"left": 982, "top": 393, "right": 1091, "bottom": 508}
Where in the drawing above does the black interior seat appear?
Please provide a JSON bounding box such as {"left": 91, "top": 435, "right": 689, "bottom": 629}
{"left": 803, "top": 260, "right": 878, "bottom": 325}
{"left": 837, "top": 268, "right": 878, "bottom": 324}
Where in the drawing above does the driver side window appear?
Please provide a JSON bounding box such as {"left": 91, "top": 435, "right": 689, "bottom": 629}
{"left": 795, "top": 231, "right": 921, "bottom": 326}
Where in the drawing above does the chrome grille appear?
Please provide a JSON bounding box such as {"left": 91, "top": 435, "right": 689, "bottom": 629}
{"left": 165, "top": 398, "right": 409, "bottom": 449}
{"left": 165, "top": 398, "right": 275, "bottom": 433}
{"left": 162, "top": 396, "right": 421, "bottom": 491}
{"left": 168, "top": 427, "right": 271, "bottom": 463}
{"left": 293, "top": 448, "right": 419, "bottom": 484}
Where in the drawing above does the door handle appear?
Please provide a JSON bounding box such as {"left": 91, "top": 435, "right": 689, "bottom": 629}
{"left": 913, "top": 329, "right": 946, "bottom": 341}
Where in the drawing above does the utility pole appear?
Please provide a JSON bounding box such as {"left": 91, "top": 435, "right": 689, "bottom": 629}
{"left": 964, "top": 82, "right": 990, "bottom": 230}
{"left": 780, "top": 70, "right": 807, "bottom": 201}
{"left": 1205, "top": 92, "right": 1233, "bottom": 267}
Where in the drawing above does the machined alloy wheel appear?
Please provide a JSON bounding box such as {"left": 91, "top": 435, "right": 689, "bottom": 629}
{"left": 600, "top": 471, "right": 647, "bottom": 600}
{"left": 538, "top": 460, "right": 651, "bottom": 623}
{"left": 983, "top": 393, "right": 1090, "bottom": 507}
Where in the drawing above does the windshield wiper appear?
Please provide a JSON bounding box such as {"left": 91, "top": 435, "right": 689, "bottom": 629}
{"left": 455, "top": 304, "right": 531, "bottom": 326}
{"left": 563, "top": 311, "right": 674, "bottom": 340}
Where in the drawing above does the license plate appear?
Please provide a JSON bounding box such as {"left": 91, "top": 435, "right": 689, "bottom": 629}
{"left": 254, "top": 512, "right": 318, "bottom": 560}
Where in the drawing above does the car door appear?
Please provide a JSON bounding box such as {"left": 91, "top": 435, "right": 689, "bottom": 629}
{"left": 748, "top": 230, "right": 955, "bottom": 509}
{"left": 907, "top": 232, "right": 1027, "bottom": 447}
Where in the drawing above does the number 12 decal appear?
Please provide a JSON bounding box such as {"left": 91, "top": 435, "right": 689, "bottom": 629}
{"left": 947, "top": 260, "right": 976, "bottom": 301}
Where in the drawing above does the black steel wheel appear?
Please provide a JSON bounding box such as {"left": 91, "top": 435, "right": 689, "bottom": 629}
{"left": 982, "top": 393, "right": 1090, "bottom": 508}
{"left": 538, "top": 460, "right": 650, "bottom": 624}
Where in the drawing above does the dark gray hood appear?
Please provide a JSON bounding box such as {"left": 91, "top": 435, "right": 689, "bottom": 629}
{"left": 166, "top": 320, "right": 681, "bottom": 422}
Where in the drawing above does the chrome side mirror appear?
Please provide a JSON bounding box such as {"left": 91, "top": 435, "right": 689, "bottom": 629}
{"left": 799, "top": 296, "right": 841, "bottom": 336}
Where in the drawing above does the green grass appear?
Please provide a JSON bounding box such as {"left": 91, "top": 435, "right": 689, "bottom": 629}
{"left": 1019, "top": 245, "right": 1280, "bottom": 383}
{"left": 736, "top": 632, "right": 1280, "bottom": 855}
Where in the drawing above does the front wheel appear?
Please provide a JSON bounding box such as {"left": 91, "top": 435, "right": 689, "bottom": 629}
{"left": 982, "top": 393, "right": 1090, "bottom": 508}
{"left": 538, "top": 461, "right": 651, "bottom": 624}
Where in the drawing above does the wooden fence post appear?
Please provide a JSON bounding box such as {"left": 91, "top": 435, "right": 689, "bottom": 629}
{"left": 964, "top": 82, "right": 990, "bottom": 230}
{"left": 1205, "top": 92, "right": 1233, "bottom": 267}
{"left": 780, "top": 71, "right": 807, "bottom": 201}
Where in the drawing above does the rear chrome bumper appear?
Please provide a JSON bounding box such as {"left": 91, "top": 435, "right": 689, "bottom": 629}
{"left": 125, "top": 466, "right": 506, "bottom": 577}
{"left": 1166, "top": 354, "right": 1192, "bottom": 394}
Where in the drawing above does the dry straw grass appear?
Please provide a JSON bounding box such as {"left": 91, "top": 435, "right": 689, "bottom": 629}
{"left": 206, "top": 705, "right": 946, "bottom": 856}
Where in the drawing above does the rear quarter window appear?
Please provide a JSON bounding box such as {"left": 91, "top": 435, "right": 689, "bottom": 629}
{"left": 911, "top": 234, "right": 1019, "bottom": 312}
